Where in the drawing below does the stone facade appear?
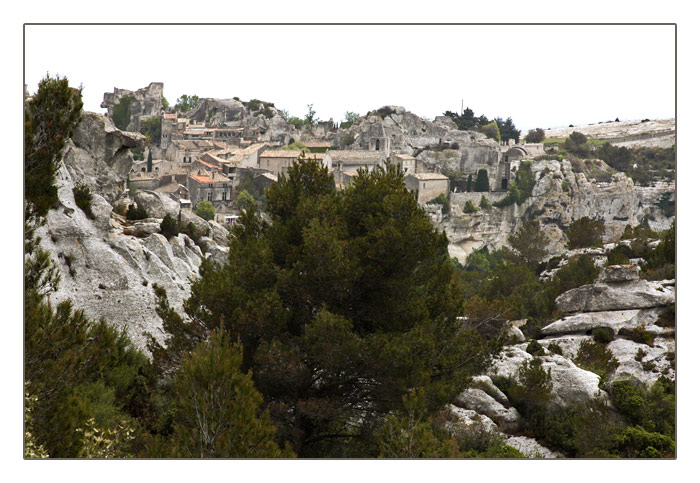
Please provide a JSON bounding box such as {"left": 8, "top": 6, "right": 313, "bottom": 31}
{"left": 405, "top": 173, "right": 450, "bottom": 203}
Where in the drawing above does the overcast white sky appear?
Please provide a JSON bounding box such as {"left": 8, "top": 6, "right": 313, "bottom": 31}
{"left": 24, "top": 24, "right": 674, "bottom": 131}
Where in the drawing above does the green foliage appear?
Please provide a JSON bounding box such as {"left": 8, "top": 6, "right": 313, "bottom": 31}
{"left": 614, "top": 426, "right": 674, "bottom": 458}
{"left": 429, "top": 193, "right": 451, "bottom": 215}
{"left": 526, "top": 339, "right": 545, "bottom": 356}
{"left": 562, "top": 179, "right": 571, "bottom": 192}
{"left": 463, "top": 200, "right": 478, "bottom": 214}
{"left": 610, "top": 378, "right": 675, "bottom": 439}
{"left": 597, "top": 142, "right": 632, "bottom": 171}
{"left": 466, "top": 174, "right": 473, "bottom": 192}
{"left": 508, "top": 220, "right": 547, "bottom": 269}
{"left": 629, "top": 326, "right": 656, "bottom": 347}
{"left": 566, "top": 217, "right": 605, "bottom": 249}
{"left": 524, "top": 128, "right": 546, "bottom": 143}
{"left": 169, "top": 330, "right": 291, "bottom": 458}
{"left": 194, "top": 200, "right": 216, "bottom": 221}
{"left": 237, "top": 189, "right": 256, "bottom": 211}
{"left": 548, "top": 342, "right": 563, "bottom": 355}
{"left": 340, "top": 111, "right": 360, "bottom": 128}
{"left": 175, "top": 94, "right": 200, "bottom": 112}
{"left": 160, "top": 214, "right": 179, "bottom": 239}
{"left": 283, "top": 141, "right": 308, "bottom": 151}
{"left": 574, "top": 339, "right": 619, "bottom": 381}
{"left": 139, "top": 116, "right": 162, "bottom": 146}
{"left": 474, "top": 169, "right": 490, "bottom": 192}
{"left": 24, "top": 383, "right": 49, "bottom": 458}
{"left": 375, "top": 106, "right": 397, "bottom": 119}
{"left": 479, "top": 195, "right": 490, "bottom": 209}
{"left": 494, "top": 117, "right": 520, "bottom": 143}
{"left": 126, "top": 204, "right": 148, "bottom": 221}
{"left": 78, "top": 417, "right": 136, "bottom": 458}
{"left": 493, "top": 181, "right": 519, "bottom": 208}
{"left": 507, "top": 358, "right": 553, "bottom": 417}
{"left": 161, "top": 96, "right": 169, "bottom": 109}
{"left": 642, "top": 221, "right": 675, "bottom": 280}
{"left": 162, "top": 160, "right": 499, "bottom": 456}
{"left": 480, "top": 121, "right": 501, "bottom": 142}
{"left": 288, "top": 117, "right": 304, "bottom": 129}
{"left": 592, "top": 327, "right": 615, "bottom": 345}
{"left": 606, "top": 246, "right": 631, "bottom": 266}
{"left": 562, "top": 132, "right": 590, "bottom": 157}
{"left": 25, "top": 75, "right": 83, "bottom": 217}
{"left": 73, "top": 184, "right": 94, "bottom": 220}
{"left": 304, "top": 103, "right": 317, "bottom": 126}
{"left": 112, "top": 95, "right": 134, "bottom": 130}
{"left": 443, "top": 108, "right": 490, "bottom": 131}
{"left": 514, "top": 161, "right": 535, "bottom": 203}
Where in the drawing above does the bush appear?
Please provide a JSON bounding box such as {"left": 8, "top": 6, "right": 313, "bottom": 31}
{"left": 493, "top": 182, "right": 520, "bottom": 208}
{"left": 552, "top": 255, "right": 599, "bottom": 294}
{"left": 474, "top": 169, "right": 490, "bottom": 192}
{"left": 526, "top": 339, "right": 545, "bottom": 356}
{"left": 126, "top": 204, "right": 148, "bottom": 221}
{"left": 428, "top": 193, "right": 450, "bottom": 215}
{"left": 592, "top": 327, "right": 614, "bottom": 345}
{"left": 566, "top": 217, "right": 605, "bottom": 249}
{"left": 479, "top": 122, "right": 501, "bottom": 142}
{"left": 629, "top": 326, "right": 655, "bottom": 347}
{"left": 548, "top": 343, "right": 563, "bottom": 355}
{"left": 73, "top": 184, "right": 94, "bottom": 220}
{"left": 463, "top": 200, "right": 478, "bottom": 214}
{"left": 237, "top": 190, "right": 255, "bottom": 211}
{"left": 112, "top": 95, "right": 134, "bottom": 131}
{"left": 524, "top": 128, "right": 545, "bottom": 143}
{"left": 606, "top": 246, "right": 631, "bottom": 266}
{"left": 479, "top": 196, "right": 491, "bottom": 209}
{"left": 160, "top": 214, "right": 179, "bottom": 239}
{"left": 514, "top": 162, "right": 535, "bottom": 203}
{"left": 195, "top": 201, "right": 216, "bottom": 221}
{"left": 507, "top": 358, "right": 553, "bottom": 417}
{"left": 568, "top": 131, "right": 588, "bottom": 146}
{"left": 574, "top": 339, "right": 619, "bottom": 381}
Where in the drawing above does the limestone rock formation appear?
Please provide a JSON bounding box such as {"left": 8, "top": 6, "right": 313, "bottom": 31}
{"left": 35, "top": 111, "right": 228, "bottom": 350}
{"left": 134, "top": 190, "right": 180, "bottom": 219}
{"left": 101, "top": 82, "right": 165, "bottom": 131}
{"left": 454, "top": 388, "right": 521, "bottom": 432}
{"left": 555, "top": 278, "right": 674, "bottom": 313}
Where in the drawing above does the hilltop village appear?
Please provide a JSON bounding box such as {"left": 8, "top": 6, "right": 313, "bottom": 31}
{"left": 25, "top": 77, "right": 676, "bottom": 459}
{"left": 105, "top": 82, "right": 548, "bottom": 225}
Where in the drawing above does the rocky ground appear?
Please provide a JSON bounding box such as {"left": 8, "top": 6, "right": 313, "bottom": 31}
{"left": 543, "top": 118, "right": 675, "bottom": 142}
{"left": 449, "top": 264, "right": 675, "bottom": 457}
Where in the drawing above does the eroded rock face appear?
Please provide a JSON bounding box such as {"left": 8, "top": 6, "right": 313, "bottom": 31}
{"left": 101, "top": 82, "right": 164, "bottom": 131}
{"left": 541, "top": 308, "right": 662, "bottom": 336}
{"left": 35, "top": 111, "right": 228, "bottom": 350}
{"left": 555, "top": 279, "right": 675, "bottom": 313}
{"left": 599, "top": 265, "right": 639, "bottom": 283}
{"left": 63, "top": 112, "right": 145, "bottom": 203}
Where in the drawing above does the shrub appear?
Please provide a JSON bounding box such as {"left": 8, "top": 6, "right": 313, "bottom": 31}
{"left": 126, "top": 204, "right": 148, "bottom": 221}
{"left": 493, "top": 182, "right": 519, "bottom": 208}
{"left": 574, "top": 339, "right": 619, "bottom": 380}
{"left": 376, "top": 106, "right": 396, "bottom": 119}
{"left": 507, "top": 358, "right": 553, "bottom": 417}
{"left": 629, "top": 326, "right": 655, "bottom": 347}
{"left": 480, "top": 122, "right": 501, "bottom": 142}
{"left": 548, "top": 343, "right": 563, "bottom": 356}
{"left": 73, "top": 184, "right": 94, "bottom": 220}
{"left": 592, "top": 327, "right": 614, "bottom": 345}
{"left": 160, "top": 214, "right": 179, "bottom": 239}
{"left": 656, "top": 305, "right": 675, "bottom": 328}
{"left": 112, "top": 95, "right": 134, "bottom": 130}
{"left": 466, "top": 174, "right": 473, "bottom": 192}
{"left": 479, "top": 196, "right": 491, "bottom": 209}
{"left": 474, "top": 169, "right": 490, "bottom": 192}
{"left": 236, "top": 190, "right": 255, "bottom": 211}
{"left": 526, "top": 339, "right": 545, "bottom": 356}
{"left": 524, "top": 128, "right": 546, "bottom": 143}
{"left": 562, "top": 179, "right": 571, "bottom": 193}
{"left": 553, "top": 255, "right": 599, "bottom": 294}
{"left": 463, "top": 200, "right": 478, "bottom": 214}
{"left": 606, "top": 246, "right": 631, "bottom": 266}
{"left": 195, "top": 201, "right": 216, "bottom": 221}
{"left": 428, "top": 193, "right": 450, "bottom": 215}
{"left": 514, "top": 162, "right": 536, "bottom": 203}
{"left": 566, "top": 217, "right": 605, "bottom": 249}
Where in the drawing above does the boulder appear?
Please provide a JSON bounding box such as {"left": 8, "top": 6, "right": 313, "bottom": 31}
{"left": 555, "top": 279, "right": 675, "bottom": 313}
{"left": 471, "top": 375, "right": 510, "bottom": 406}
{"left": 199, "top": 237, "right": 229, "bottom": 266}
{"left": 448, "top": 405, "right": 498, "bottom": 432}
{"left": 123, "top": 220, "right": 162, "bottom": 238}
{"left": 180, "top": 209, "right": 211, "bottom": 236}
{"left": 134, "top": 190, "right": 180, "bottom": 219}
{"left": 540, "top": 308, "right": 662, "bottom": 336}
{"left": 454, "top": 388, "right": 521, "bottom": 432}
{"left": 208, "top": 220, "right": 230, "bottom": 246}
{"left": 504, "top": 436, "right": 562, "bottom": 459}
{"left": 607, "top": 338, "right": 676, "bottom": 385}
{"left": 598, "top": 264, "right": 639, "bottom": 283}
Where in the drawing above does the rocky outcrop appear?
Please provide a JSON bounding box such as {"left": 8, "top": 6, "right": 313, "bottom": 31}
{"left": 101, "top": 82, "right": 165, "bottom": 131}
{"left": 63, "top": 112, "right": 145, "bottom": 203}
{"left": 134, "top": 190, "right": 180, "bottom": 219}
{"left": 454, "top": 388, "right": 521, "bottom": 432}
{"left": 36, "top": 111, "right": 228, "bottom": 350}
{"left": 555, "top": 278, "right": 674, "bottom": 313}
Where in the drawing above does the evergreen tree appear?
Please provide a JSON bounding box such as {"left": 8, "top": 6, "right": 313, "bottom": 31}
{"left": 508, "top": 220, "right": 548, "bottom": 269}
{"left": 155, "top": 160, "right": 500, "bottom": 456}
{"left": 146, "top": 150, "right": 153, "bottom": 172}
{"left": 475, "top": 169, "right": 490, "bottom": 192}
{"left": 466, "top": 174, "right": 473, "bottom": 192}
{"left": 24, "top": 75, "right": 83, "bottom": 217}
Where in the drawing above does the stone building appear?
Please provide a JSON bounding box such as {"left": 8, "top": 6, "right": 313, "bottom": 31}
{"left": 187, "top": 170, "right": 234, "bottom": 207}
{"left": 101, "top": 82, "right": 165, "bottom": 132}
{"left": 165, "top": 140, "right": 217, "bottom": 165}
{"left": 405, "top": 172, "right": 450, "bottom": 203}
{"left": 259, "top": 150, "right": 327, "bottom": 177}
{"left": 389, "top": 153, "right": 417, "bottom": 175}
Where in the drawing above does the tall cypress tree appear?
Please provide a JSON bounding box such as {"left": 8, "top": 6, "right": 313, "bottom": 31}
{"left": 475, "top": 169, "right": 490, "bottom": 192}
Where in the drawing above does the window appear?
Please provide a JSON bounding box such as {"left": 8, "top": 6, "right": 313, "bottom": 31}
{"left": 222, "top": 191, "right": 227, "bottom": 201}
{"left": 207, "top": 192, "right": 212, "bottom": 201}
{"left": 375, "top": 139, "right": 380, "bottom": 151}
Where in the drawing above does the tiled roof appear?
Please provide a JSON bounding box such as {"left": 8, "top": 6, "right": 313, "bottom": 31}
{"left": 394, "top": 153, "right": 416, "bottom": 160}
{"left": 301, "top": 140, "right": 331, "bottom": 148}
{"left": 260, "top": 150, "right": 303, "bottom": 158}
